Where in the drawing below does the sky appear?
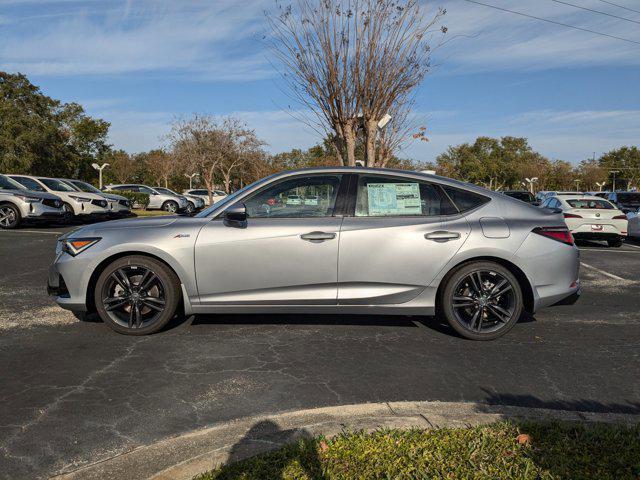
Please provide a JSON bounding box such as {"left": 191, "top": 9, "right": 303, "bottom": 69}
{"left": 0, "top": 0, "right": 639, "bottom": 164}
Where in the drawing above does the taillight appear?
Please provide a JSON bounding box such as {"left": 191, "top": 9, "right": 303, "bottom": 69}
{"left": 533, "top": 227, "right": 574, "bottom": 246}
{"left": 563, "top": 213, "right": 582, "bottom": 218}
{"left": 612, "top": 214, "right": 627, "bottom": 220}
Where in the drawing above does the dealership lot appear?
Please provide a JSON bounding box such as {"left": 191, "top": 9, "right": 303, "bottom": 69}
{"left": 1, "top": 226, "right": 639, "bottom": 479}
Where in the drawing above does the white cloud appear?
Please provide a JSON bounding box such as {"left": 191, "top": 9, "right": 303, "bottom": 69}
{"left": 0, "top": 0, "right": 272, "bottom": 79}
{"left": 432, "top": 0, "right": 640, "bottom": 72}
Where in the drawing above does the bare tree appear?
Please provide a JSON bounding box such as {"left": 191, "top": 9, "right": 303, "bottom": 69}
{"left": 106, "top": 149, "right": 136, "bottom": 184}
{"left": 268, "top": 0, "right": 444, "bottom": 166}
{"left": 215, "top": 117, "right": 266, "bottom": 193}
{"left": 140, "top": 149, "right": 175, "bottom": 188}
{"left": 168, "top": 114, "right": 225, "bottom": 205}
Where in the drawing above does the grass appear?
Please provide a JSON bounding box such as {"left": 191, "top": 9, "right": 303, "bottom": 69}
{"left": 194, "top": 421, "right": 640, "bottom": 480}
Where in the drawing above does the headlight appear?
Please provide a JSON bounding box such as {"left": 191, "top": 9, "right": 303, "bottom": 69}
{"left": 14, "top": 193, "right": 42, "bottom": 203}
{"left": 69, "top": 195, "right": 92, "bottom": 203}
{"left": 61, "top": 237, "right": 101, "bottom": 256}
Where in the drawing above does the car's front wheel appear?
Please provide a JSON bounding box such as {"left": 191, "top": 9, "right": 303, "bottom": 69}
{"left": 440, "top": 261, "right": 523, "bottom": 340}
{"left": 185, "top": 201, "right": 195, "bottom": 214}
{"left": 0, "top": 204, "right": 21, "bottom": 229}
{"left": 162, "top": 200, "right": 179, "bottom": 213}
{"left": 94, "top": 255, "right": 180, "bottom": 335}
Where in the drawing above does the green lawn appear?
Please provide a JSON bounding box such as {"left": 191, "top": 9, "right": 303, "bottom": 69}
{"left": 195, "top": 421, "right": 640, "bottom": 480}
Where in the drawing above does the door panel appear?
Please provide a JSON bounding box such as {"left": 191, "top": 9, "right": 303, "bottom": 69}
{"left": 195, "top": 217, "right": 343, "bottom": 304}
{"left": 338, "top": 216, "right": 470, "bottom": 305}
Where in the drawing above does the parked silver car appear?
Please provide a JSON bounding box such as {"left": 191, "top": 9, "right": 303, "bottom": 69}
{"left": 0, "top": 174, "right": 65, "bottom": 229}
{"left": 153, "top": 187, "right": 204, "bottom": 214}
{"left": 60, "top": 179, "right": 132, "bottom": 217}
{"left": 105, "top": 184, "right": 188, "bottom": 213}
{"left": 48, "top": 168, "right": 580, "bottom": 340}
{"left": 183, "top": 188, "right": 227, "bottom": 206}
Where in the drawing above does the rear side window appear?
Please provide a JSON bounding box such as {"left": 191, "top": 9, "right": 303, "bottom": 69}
{"left": 355, "top": 175, "right": 457, "bottom": 217}
{"left": 441, "top": 185, "right": 490, "bottom": 212}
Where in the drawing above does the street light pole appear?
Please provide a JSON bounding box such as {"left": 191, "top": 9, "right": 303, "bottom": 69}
{"left": 184, "top": 173, "right": 199, "bottom": 190}
{"left": 91, "top": 163, "right": 109, "bottom": 190}
{"left": 574, "top": 179, "right": 581, "bottom": 192}
{"left": 524, "top": 177, "right": 538, "bottom": 194}
{"left": 610, "top": 170, "right": 620, "bottom": 192}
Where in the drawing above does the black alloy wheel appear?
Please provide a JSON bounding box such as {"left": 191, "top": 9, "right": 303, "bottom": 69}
{"left": 95, "top": 256, "right": 180, "bottom": 335}
{"left": 441, "top": 261, "right": 523, "bottom": 340}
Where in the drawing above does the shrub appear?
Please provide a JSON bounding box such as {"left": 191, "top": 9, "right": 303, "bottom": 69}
{"left": 115, "top": 191, "right": 150, "bottom": 209}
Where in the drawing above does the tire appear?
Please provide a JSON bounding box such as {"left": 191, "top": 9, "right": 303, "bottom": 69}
{"left": 94, "top": 255, "right": 181, "bottom": 335}
{"left": 185, "top": 201, "right": 195, "bottom": 214}
{"left": 162, "top": 201, "right": 179, "bottom": 213}
{"left": 607, "top": 238, "right": 623, "bottom": 248}
{"left": 61, "top": 202, "right": 74, "bottom": 224}
{"left": 0, "top": 203, "right": 21, "bottom": 229}
{"left": 440, "top": 261, "right": 523, "bottom": 341}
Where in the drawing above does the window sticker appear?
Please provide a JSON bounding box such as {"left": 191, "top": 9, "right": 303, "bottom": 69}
{"left": 367, "top": 183, "right": 422, "bottom": 216}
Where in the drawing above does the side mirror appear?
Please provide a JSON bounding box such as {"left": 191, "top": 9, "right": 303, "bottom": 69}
{"left": 532, "top": 201, "right": 540, "bottom": 207}
{"left": 224, "top": 202, "right": 247, "bottom": 227}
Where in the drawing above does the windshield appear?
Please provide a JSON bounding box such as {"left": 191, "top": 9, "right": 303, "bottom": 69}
{"left": 156, "top": 187, "right": 178, "bottom": 195}
{"left": 70, "top": 180, "right": 102, "bottom": 194}
{"left": 0, "top": 175, "right": 25, "bottom": 191}
{"left": 195, "top": 175, "right": 276, "bottom": 218}
{"left": 567, "top": 199, "right": 614, "bottom": 209}
{"left": 40, "top": 178, "right": 77, "bottom": 192}
{"left": 504, "top": 191, "right": 534, "bottom": 202}
{"left": 618, "top": 193, "right": 640, "bottom": 203}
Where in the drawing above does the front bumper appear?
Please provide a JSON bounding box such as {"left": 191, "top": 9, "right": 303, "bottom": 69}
{"left": 47, "top": 259, "right": 87, "bottom": 311}
{"left": 22, "top": 202, "right": 66, "bottom": 220}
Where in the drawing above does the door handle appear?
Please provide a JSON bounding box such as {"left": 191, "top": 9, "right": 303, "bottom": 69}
{"left": 300, "top": 231, "right": 336, "bottom": 242}
{"left": 424, "top": 231, "right": 461, "bottom": 242}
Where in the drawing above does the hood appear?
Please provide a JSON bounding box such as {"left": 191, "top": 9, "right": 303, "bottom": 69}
{"left": 14, "top": 189, "right": 63, "bottom": 201}
{"left": 64, "top": 215, "right": 181, "bottom": 239}
{"left": 65, "top": 191, "right": 109, "bottom": 201}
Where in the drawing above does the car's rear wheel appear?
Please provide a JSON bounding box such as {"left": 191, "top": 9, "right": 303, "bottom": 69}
{"left": 162, "top": 200, "right": 179, "bottom": 213}
{"left": 607, "top": 237, "right": 623, "bottom": 248}
{"left": 0, "top": 204, "right": 21, "bottom": 229}
{"left": 440, "top": 261, "right": 523, "bottom": 340}
{"left": 94, "top": 255, "right": 180, "bottom": 335}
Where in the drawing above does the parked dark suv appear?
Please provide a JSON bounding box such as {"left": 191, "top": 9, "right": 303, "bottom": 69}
{"left": 501, "top": 190, "right": 538, "bottom": 205}
{"left": 607, "top": 191, "right": 640, "bottom": 214}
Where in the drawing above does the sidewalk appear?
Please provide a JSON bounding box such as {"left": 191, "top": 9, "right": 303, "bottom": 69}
{"left": 53, "top": 400, "right": 640, "bottom": 480}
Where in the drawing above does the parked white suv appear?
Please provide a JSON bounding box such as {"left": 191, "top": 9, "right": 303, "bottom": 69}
{"left": 182, "top": 189, "right": 227, "bottom": 206}
{"left": 8, "top": 175, "right": 110, "bottom": 221}
{"left": 153, "top": 187, "right": 204, "bottom": 214}
{"left": 59, "top": 179, "right": 131, "bottom": 217}
{"left": 106, "top": 184, "right": 188, "bottom": 213}
{"left": 0, "top": 174, "right": 65, "bottom": 229}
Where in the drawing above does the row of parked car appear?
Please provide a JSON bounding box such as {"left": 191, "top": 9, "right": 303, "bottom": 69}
{"left": 0, "top": 173, "right": 228, "bottom": 229}
{"left": 501, "top": 189, "right": 640, "bottom": 247}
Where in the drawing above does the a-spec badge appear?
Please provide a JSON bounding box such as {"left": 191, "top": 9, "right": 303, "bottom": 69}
{"left": 174, "top": 234, "right": 190, "bottom": 238}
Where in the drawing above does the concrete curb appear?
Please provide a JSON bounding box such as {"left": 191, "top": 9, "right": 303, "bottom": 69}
{"left": 52, "top": 401, "right": 640, "bottom": 480}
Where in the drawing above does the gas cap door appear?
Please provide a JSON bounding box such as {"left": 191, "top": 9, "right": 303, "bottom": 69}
{"left": 480, "top": 217, "right": 510, "bottom": 238}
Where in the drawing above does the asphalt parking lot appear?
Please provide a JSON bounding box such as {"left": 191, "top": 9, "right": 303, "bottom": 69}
{"left": 1, "top": 225, "right": 639, "bottom": 479}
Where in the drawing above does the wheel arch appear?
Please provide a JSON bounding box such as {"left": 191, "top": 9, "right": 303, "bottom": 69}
{"left": 436, "top": 256, "right": 535, "bottom": 314}
{"left": 85, "top": 251, "right": 184, "bottom": 314}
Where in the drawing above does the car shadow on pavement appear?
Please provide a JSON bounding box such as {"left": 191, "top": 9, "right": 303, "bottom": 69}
{"left": 480, "top": 389, "right": 640, "bottom": 415}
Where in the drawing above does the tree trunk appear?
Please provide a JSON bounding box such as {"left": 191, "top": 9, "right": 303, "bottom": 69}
{"left": 364, "top": 119, "right": 378, "bottom": 167}
{"left": 344, "top": 119, "right": 357, "bottom": 167}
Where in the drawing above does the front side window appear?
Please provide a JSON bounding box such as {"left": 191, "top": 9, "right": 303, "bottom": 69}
{"left": 244, "top": 175, "right": 342, "bottom": 218}
{"left": 138, "top": 186, "right": 156, "bottom": 195}
{"left": 39, "top": 178, "right": 76, "bottom": 192}
{"left": 11, "top": 176, "right": 45, "bottom": 191}
{"left": 355, "top": 175, "right": 456, "bottom": 217}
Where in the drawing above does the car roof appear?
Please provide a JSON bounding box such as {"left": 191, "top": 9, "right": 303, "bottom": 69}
{"left": 560, "top": 195, "right": 613, "bottom": 202}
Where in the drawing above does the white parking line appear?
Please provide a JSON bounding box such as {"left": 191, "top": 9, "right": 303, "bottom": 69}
{"left": 0, "top": 230, "right": 63, "bottom": 235}
{"left": 623, "top": 242, "right": 640, "bottom": 250}
{"left": 579, "top": 248, "right": 640, "bottom": 253}
{"left": 580, "top": 262, "right": 627, "bottom": 281}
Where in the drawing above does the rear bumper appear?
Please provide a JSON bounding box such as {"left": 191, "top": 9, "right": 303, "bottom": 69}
{"left": 573, "top": 232, "right": 623, "bottom": 240}
{"left": 551, "top": 287, "right": 581, "bottom": 306}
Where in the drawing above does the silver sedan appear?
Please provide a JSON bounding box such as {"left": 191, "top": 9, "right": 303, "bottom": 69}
{"left": 48, "top": 167, "right": 580, "bottom": 340}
